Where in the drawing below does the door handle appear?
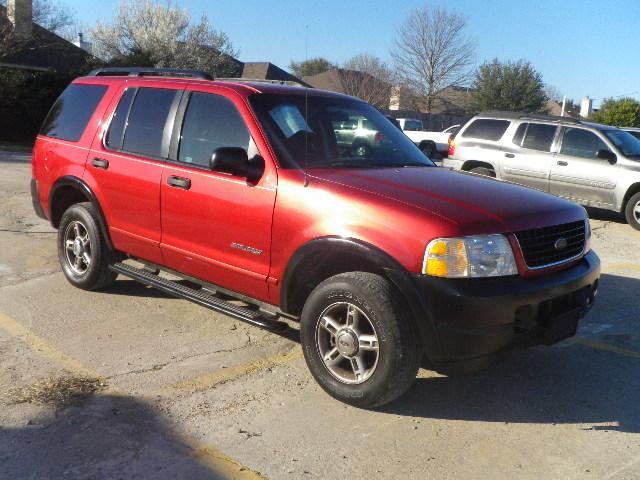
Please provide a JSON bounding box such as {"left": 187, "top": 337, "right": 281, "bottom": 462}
{"left": 557, "top": 161, "right": 568, "bottom": 166}
{"left": 91, "top": 158, "right": 109, "bottom": 169}
{"left": 167, "top": 175, "right": 191, "bottom": 190}
{"left": 504, "top": 153, "right": 515, "bottom": 158}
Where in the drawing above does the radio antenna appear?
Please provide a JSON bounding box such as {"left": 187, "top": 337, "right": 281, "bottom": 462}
{"left": 303, "top": 24, "right": 310, "bottom": 187}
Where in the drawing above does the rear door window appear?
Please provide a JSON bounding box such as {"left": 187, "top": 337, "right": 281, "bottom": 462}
{"left": 121, "top": 87, "right": 179, "bottom": 158}
{"left": 560, "top": 128, "right": 608, "bottom": 159}
{"left": 105, "top": 88, "right": 136, "bottom": 150}
{"left": 521, "top": 123, "right": 557, "bottom": 152}
{"left": 461, "top": 119, "right": 510, "bottom": 141}
{"left": 40, "top": 84, "right": 107, "bottom": 142}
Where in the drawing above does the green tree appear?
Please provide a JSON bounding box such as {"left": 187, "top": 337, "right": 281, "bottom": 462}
{"left": 591, "top": 98, "right": 640, "bottom": 127}
{"left": 470, "top": 59, "right": 548, "bottom": 113}
{"left": 289, "top": 57, "right": 334, "bottom": 78}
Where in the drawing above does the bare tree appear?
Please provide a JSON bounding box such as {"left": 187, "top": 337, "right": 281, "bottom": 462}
{"left": 340, "top": 53, "right": 394, "bottom": 109}
{"left": 391, "top": 5, "right": 474, "bottom": 114}
{"left": 90, "top": 0, "right": 239, "bottom": 76}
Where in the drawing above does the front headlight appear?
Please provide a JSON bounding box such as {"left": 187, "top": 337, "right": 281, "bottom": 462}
{"left": 423, "top": 234, "right": 518, "bottom": 278}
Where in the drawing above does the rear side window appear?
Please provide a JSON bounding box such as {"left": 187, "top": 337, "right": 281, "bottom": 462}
{"left": 178, "top": 92, "right": 251, "bottom": 168}
{"left": 122, "top": 87, "right": 178, "bottom": 158}
{"left": 40, "top": 84, "right": 107, "bottom": 142}
{"left": 462, "top": 119, "right": 510, "bottom": 141}
{"left": 513, "top": 123, "right": 557, "bottom": 152}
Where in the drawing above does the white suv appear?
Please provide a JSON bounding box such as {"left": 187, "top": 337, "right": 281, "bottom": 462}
{"left": 444, "top": 112, "right": 640, "bottom": 230}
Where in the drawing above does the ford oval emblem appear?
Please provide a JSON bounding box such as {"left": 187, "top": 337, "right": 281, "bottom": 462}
{"left": 554, "top": 238, "right": 568, "bottom": 250}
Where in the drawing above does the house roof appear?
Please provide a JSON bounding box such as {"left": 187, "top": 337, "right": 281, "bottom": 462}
{"left": 241, "top": 62, "right": 308, "bottom": 85}
{"left": 0, "top": 5, "right": 93, "bottom": 73}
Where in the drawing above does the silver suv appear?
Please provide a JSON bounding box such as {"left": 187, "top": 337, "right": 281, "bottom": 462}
{"left": 444, "top": 112, "right": 640, "bottom": 230}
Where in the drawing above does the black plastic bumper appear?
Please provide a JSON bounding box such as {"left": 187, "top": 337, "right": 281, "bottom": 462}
{"left": 30, "top": 178, "right": 47, "bottom": 220}
{"left": 411, "top": 251, "right": 601, "bottom": 366}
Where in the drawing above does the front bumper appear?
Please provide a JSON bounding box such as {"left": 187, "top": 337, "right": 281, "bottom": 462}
{"left": 412, "top": 251, "right": 600, "bottom": 366}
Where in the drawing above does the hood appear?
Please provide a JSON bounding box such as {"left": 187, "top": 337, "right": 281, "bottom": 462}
{"left": 309, "top": 167, "right": 586, "bottom": 235}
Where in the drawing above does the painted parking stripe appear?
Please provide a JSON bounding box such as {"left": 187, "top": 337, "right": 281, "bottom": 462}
{"left": 572, "top": 336, "right": 640, "bottom": 359}
{"left": 0, "top": 310, "right": 267, "bottom": 479}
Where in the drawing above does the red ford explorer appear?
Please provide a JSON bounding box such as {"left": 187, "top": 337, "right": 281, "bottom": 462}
{"left": 31, "top": 68, "right": 600, "bottom": 407}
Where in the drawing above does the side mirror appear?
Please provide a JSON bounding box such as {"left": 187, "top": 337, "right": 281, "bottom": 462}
{"left": 210, "top": 147, "right": 264, "bottom": 181}
{"left": 596, "top": 149, "right": 617, "bottom": 164}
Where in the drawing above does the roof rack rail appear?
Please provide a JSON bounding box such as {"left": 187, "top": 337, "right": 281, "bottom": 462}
{"left": 217, "top": 77, "right": 308, "bottom": 87}
{"left": 478, "top": 110, "right": 582, "bottom": 124}
{"left": 88, "top": 67, "right": 213, "bottom": 80}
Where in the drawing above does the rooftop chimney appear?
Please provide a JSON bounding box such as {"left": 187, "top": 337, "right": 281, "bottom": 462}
{"left": 580, "top": 96, "right": 593, "bottom": 118}
{"left": 7, "top": 0, "right": 32, "bottom": 39}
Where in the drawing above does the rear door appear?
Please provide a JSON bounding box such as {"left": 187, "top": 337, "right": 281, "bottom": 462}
{"left": 160, "top": 89, "right": 277, "bottom": 302}
{"left": 87, "top": 85, "right": 182, "bottom": 264}
{"left": 550, "top": 127, "right": 617, "bottom": 208}
{"left": 499, "top": 122, "right": 557, "bottom": 192}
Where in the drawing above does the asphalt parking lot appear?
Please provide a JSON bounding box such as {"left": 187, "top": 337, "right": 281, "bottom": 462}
{"left": 1, "top": 150, "right": 639, "bottom": 479}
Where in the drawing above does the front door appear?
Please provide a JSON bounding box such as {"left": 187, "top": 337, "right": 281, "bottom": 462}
{"left": 160, "top": 90, "right": 277, "bottom": 302}
{"left": 499, "top": 122, "right": 557, "bottom": 192}
{"left": 550, "top": 127, "right": 617, "bottom": 208}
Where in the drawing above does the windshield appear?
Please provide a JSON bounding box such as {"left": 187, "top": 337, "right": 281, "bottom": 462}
{"left": 603, "top": 129, "right": 640, "bottom": 159}
{"left": 249, "top": 94, "right": 434, "bottom": 169}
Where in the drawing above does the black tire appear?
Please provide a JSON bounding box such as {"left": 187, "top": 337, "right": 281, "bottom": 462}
{"left": 624, "top": 192, "right": 640, "bottom": 231}
{"left": 469, "top": 166, "right": 496, "bottom": 178}
{"left": 300, "top": 272, "right": 420, "bottom": 408}
{"left": 57, "top": 202, "right": 118, "bottom": 290}
{"left": 420, "top": 141, "right": 436, "bottom": 157}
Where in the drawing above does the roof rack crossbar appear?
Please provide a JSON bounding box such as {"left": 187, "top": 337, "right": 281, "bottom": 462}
{"left": 88, "top": 67, "right": 213, "bottom": 80}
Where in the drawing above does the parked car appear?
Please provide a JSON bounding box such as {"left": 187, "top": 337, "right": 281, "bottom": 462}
{"left": 395, "top": 118, "right": 455, "bottom": 158}
{"left": 32, "top": 69, "right": 600, "bottom": 407}
{"left": 444, "top": 112, "right": 640, "bottom": 230}
{"left": 623, "top": 127, "right": 640, "bottom": 141}
{"left": 333, "top": 116, "right": 392, "bottom": 157}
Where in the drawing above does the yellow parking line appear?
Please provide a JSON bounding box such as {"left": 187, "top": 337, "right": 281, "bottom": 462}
{"left": 0, "top": 311, "right": 102, "bottom": 377}
{"left": 0, "top": 310, "right": 269, "bottom": 479}
{"left": 156, "top": 349, "right": 304, "bottom": 397}
{"left": 572, "top": 337, "right": 640, "bottom": 359}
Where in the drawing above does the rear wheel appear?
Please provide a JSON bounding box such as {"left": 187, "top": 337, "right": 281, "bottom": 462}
{"left": 469, "top": 166, "right": 496, "bottom": 178}
{"left": 300, "top": 272, "right": 420, "bottom": 408}
{"left": 420, "top": 141, "right": 436, "bottom": 157}
{"left": 624, "top": 192, "right": 640, "bottom": 231}
{"left": 57, "top": 202, "right": 118, "bottom": 290}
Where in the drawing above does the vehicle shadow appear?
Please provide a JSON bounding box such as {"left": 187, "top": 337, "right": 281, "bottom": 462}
{"left": 0, "top": 393, "right": 242, "bottom": 479}
{"left": 586, "top": 207, "right": 626, "bottom": 224}
{"left": 381, "top": 272, "right": 640, "bottom": 434}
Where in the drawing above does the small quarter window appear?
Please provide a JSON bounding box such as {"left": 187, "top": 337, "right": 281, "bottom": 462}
{"left": 40, "top": 84, "right": 107, "bottom": 142}
{"left": 105, "top": 88, "right": 136, "bottom": 150}
{"left": 462, "top": 119, "right": 510, "bottom": 141}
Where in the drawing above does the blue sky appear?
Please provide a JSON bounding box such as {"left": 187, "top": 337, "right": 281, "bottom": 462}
{"left": 73, "top": 0, "right": 639, "bottom": 107}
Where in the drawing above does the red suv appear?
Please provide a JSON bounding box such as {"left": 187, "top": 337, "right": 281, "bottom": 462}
{"left": 31, "top": 68, "right": 600, "bottom": 407}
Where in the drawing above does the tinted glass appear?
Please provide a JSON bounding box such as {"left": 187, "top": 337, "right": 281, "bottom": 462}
{"left": 105, "top": 88, "right": 136, "bottom": 150}
{"left": 404, "top": 120, "right": 423, "bottom": 131}
{"left": 40, "top": 84, "right": 107, "bottom": 142}
{"left": 512, "top": 123, "right": 526, "bottom": 146}
{"left": 178, "top": 92, "right": 251, "bottom": 168}
{"left": 250, "top": 94, "right": 434, "bottom": 169}
{"left": 462, "top": 119, "right": 510, "bottom": 141}
{"left": 522, "top": 123, "right": 557, "bottom": 152}
{"left": 627, "top": 130, "right": 640, "bottom": 141}
{"left": 123, "top": 88, "right": 177, "bottom": 158}
{"left": 603, "top": 129, "right": 640, "bottom": 158}
{"left": 560, "top": 128, "right": 608, "bottom": 159}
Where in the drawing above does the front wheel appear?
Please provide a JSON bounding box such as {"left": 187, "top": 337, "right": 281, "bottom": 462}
{"left": 625, "top": 192, "right": 640, "bottom": 231}
{"left": 300, "top": 272, "right": 420, "bottom": 408}
{"left": 57, "top": 202, "right": 118, "bottom": 290}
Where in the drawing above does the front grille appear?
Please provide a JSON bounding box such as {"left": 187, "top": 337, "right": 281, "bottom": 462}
{"left": 514, "top": 220, "right": 585, "bottom": 269}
